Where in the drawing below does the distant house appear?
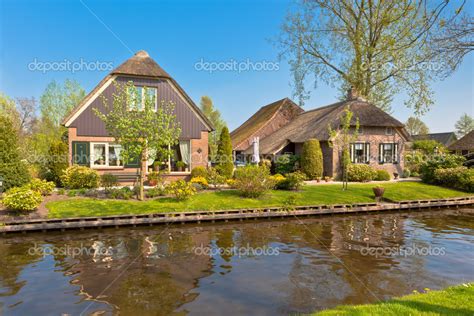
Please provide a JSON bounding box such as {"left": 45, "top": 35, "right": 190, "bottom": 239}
{"left": 230, "top": 98, "right": 303, "bottom": 160}
{"left": 232, "top": 89, "right": 410, "bottom": 178}
{"left": 62, "top": 51, "right": 213, "bottom": 183}
{"left": 411, "top": 132, "right": 457, "bottom": 147}
{"left": 449, "top": 130, "right": 474, "bottom": 156}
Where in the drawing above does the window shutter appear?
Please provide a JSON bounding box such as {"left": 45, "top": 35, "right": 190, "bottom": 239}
{"left": 394, "top": 143, "right": 399, "bottom": 163}
{"left": 365, "top": 143, "right": 370, "bottom": 163}
{"left": 72, "top": 142, "right": 89, "bottom": 166}
{"left": 350, "top": 144, "right": 355, "bottom": 163}
{"left": 379, "top": 143, "right": 383, "bottom": 164}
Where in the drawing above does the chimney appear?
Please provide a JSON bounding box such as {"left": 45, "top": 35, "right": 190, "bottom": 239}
{"left": 347, "top": 86, "right": 359, "bottom": 100}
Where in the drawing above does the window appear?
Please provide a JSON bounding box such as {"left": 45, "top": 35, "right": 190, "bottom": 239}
{"left": 149, "top": 140, "right": 191, "bottom": 173}
{"left": 379, "top": 143, "right": 398, "bottom": 164}
{"left": 350, "top": 143, "right": 370, "bottom": 163}
{"left": 385, "top": 127, "right": 394, "bottom": 135}
{"left": 91, "top": 143, "right": 123, "bottom": 168}
{"left": 127, "top": 85, "right": 157, "bottom": 111}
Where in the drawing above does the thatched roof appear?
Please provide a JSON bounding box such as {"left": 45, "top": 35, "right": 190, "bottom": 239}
{"left": 449, "top": 130, "right": 474, "bottom": 151}
{"left": 412, "top": 132, "right": 457, "bottom": 146}
{"left": 231, "top": 98, "right": 303, "bottom": 151}
{"left": 62, "top": 51, "right": 213, "bottom": 130}
{"left": 246, "top": 98, "right": 407, "bottom": 155}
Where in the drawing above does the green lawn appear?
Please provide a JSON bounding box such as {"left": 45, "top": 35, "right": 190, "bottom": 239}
{"left": 46, "top": 182, "right": 471, "bottom": 219}
{"left": 314, "top": 283, "right": 474, "bottom": 315}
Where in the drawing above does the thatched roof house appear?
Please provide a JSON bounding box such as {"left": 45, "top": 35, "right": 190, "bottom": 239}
{"left": 449, "top": 130, "right": 474, "bottom": 154}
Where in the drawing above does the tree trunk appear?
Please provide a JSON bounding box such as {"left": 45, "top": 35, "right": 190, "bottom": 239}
{"left": 139, "top": 165, "right": 144, "bottom": 201}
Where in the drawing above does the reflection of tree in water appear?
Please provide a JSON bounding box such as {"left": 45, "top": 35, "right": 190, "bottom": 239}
{"left": 0, "top": 241, "right": 42, "bottom": 297}
{"left": 215, "top": 229, "right": 234, "bottom": 262}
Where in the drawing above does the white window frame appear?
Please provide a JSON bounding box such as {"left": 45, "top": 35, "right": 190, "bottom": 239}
{"left": 379, "top": 143, "right": 399, "bottom": 164}
{"left": 350, "top": 142, "right": 370, "bottom": 164}
{"left": 90, "top": 142, "right": 124, "bottom": 169}
{"left": 127, "top": 85, "right": 158, "bottom": 111}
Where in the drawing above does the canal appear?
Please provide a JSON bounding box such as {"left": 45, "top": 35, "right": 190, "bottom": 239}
{"left": 1, "top": 208, "right": 473, "bottom": 315}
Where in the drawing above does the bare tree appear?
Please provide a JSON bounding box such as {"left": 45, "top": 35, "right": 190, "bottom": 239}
{"left": 15, "top": 97, "right": 37, "bottom": 133}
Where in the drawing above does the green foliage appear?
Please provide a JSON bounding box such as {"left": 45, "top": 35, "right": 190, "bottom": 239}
{"left": 100, "top": 174, "right": 118, "bottom": 192}
{"left": 300, "top": 139, "right": 323, "bottom": 179}
{"left": 434, "top": 167, "right": 474, "bottom": 192}
{"left": 61, "top": 165, "right": 100, "bottom": 189}
{"left": 43, "top": 140, "right": 68, "bottom": 186}
{"left": 274, "top": 154, "right": 300, "bottom": 175}
{"left": 455, "top": 113, "right": 474, "bottom": 138}
{"left": 67, "top": 190, "right": 77, "bottom": 197}
{"left": 94, "top": 81, "right": 181, "bottom": 200}
{"left": 166, "top": 180, "right": 196, "bottom": 200}
{"left": 276, "top": 171, "right": 306, "bottom": 190}
{"left": 57, "top": 188, "right": 66, "bottom": 195}
{"left": 234, "top": 165, "right": 275, "bottom": 198}
{"left": 146, "top": 186, "right": 166, "bottom": 198}
{"left": 412, "top": 140, "right": 445, "bottom": 155}
{"left": 216, "top": 126, "right": 233, "bottom": 178}
{"left": 191, "top": 166, "right": 208, "bottom": 178}
{"left": 190, "top": 176, "right": 209, "bottom": 189}
{"left": 404, "top": 151, "right": 424, "bottom": 174}
{"left": 200, "top": 96, "right": 226, "bottom": 161}
{"left": 401, "top": 169, "right": 411, "bottom": 178}
{"left": 405, "top": 117, "right": 429, "bottom": 136}
{"left": 206, "top": 167, "right": 225, "bottom": 189}
{"left": 347, "top": 164, "right": 376, "bottom": 182}
{"left": 109, "top": 187, "right": 134, "bottom": 200}
{"left": 175, "top": 161, "right": 186, "bottom": 169}
{"left": 269, "top": 174, "right": 286, "bottom": 187}
{"left": 0, "top": 116, "right": 30, "bottom": 190}
{"left": 419, "top": 154, "right": 466, "bottom": 184}
{"left": 2, "top": 186, "right": 43, "bottom": 211}
{"left": 25, "top": 178, "right": 55, "bottom": 195}
{"left": 374, "top": 170, "right": 391, "bottom": 181}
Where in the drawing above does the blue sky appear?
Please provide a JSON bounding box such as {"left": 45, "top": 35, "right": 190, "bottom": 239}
{"left": 0, "top": 0, "right": 472, "bottom": 132}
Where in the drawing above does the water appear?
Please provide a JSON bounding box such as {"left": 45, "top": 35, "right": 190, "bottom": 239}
{"left": 1, "top": 208, "right": 473, "bottom": 315}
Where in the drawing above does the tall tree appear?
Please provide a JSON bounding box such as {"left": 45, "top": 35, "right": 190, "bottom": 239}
{"left": 15, "top": 97, "right": 37, "bottom": 133}
{"left": 278, "top": 0, "right": 468, "bottom": 114}
{"left": 405, "top": 117, "right": 430, "bottom": 136}
{"left": 199, "top": 96, "right": 226, "bottom": 162}
{"left": 455, "top": 113, "right": 474, "bottom": 137}
{"left": 328, "top": 106, "right": 359, "bottom": 190}
{"left": 0, "top": 92, "right": 20, "bottom": 130}
{"left": 40, "top": 79, "right": 85, "bottom": 126}
{"left": 95, "top": 81, "right": 181, "bottom": 200}
{"left": 216, "top": 126, "right": 233, "bottom": 179}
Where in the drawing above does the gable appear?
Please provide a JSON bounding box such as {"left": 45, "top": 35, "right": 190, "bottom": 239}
{"left": 66, "top": 76, "right": 211, "bottom": 139}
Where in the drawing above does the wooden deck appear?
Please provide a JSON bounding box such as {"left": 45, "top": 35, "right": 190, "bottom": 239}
{"left": 1, "top": 196, "right": 473, "bottom": 234}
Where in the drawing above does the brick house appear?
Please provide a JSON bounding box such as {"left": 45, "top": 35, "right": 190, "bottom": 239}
{"left": 233, "top": 89, "right": 410, "bottom": 178}
{"left": 62, "top": 51, "right": 213, "bottom": 183}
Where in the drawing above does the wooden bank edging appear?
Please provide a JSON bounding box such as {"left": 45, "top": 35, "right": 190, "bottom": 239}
{"left": 1, "top": 196, "right": 473, "bottom": 234}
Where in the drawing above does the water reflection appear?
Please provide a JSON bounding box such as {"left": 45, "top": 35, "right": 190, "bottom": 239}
{"left": 0, "top": 208, "right": 473, "bottom": 315}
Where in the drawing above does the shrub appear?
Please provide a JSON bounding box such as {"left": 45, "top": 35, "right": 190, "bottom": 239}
{"left": 26, "top": 178, "right": 55, "bottom": 195}
{"left": 374, "top": 170, "right": 391, "bottom": 181}
{"left": 166, "top": 180, "right": 196, "bottom": 200}
{"left": 401, "top": 169, "right": 411, "bottom": 178}
{"left": 300, "top": 139, "right": 323, "bottom": 179}
{"left": 67, "top": 190, "right": 77, "bottom": 197}
{"left": 77, "top": 188, "right": 87, "bottom": 196}
{"left": 419, "top": 154, "right": 466, "bottom": 184}
{"left": 43, "top": 140, "right": 68, "bottom": 186}
{"left": 61, "top": 165, "right": 100, "bottom": 189}
{"left": 259, "top": 159, "right": 272, "bottom": 169}
{"left": 275, "top": 154, "right": 300, "bottom": 175}
{"left": 2, "top": 187, "right": 43, "bottom": 211}
{"left": 191, "top": 166, "right": 208, "bottom": 178}
{"left": 0, "top": 116, "right": 31, "bottom": 190}
{"left": 226, "top": 179, "right": 236, "bottom": 188}
{"left": 216, "top": 126, "right": 234, "bottom": 178}
{"left": 109, "top": 187, "right": 134, "bottom": 200}
{"left": 206, "top": 167, "right": 226, "bottom": 189}
{"left": 146, "top": 186, "right": 165, "bottom": 198}
{"left": 234, "top": 165, "right": 275, "bottom": 198}
{"left": 190, "top": 176, "right": 208, "bottom": 188}
{"left": 57, "top": 188, "right": 66, "bottom": 195}
{"left": 411, "top": 171, "right": 420, "bottom": 177}
{"left": 84, "top": 189, "right": 99, "bottom": 198}
{"left": 269, "top": 174, "right": 286, "bottom": 187}
{"left": 412, "top": 140, "right": 446, "bottom": 155}
{"left": 434, "top": 167, "right": 474, "bottom": 192}
{"left": 101, "top": 174, "right": 118, "bottom": 191}
{"left": 277, "top": 171, "right": 306, "bottom": 190}
{"left": 347, "top": 164, "right": 376, "bottom": 182}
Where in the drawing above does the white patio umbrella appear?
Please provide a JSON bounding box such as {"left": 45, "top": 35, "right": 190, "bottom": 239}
{"left": 252, "top": 137, "right": 260, "bottom": 164}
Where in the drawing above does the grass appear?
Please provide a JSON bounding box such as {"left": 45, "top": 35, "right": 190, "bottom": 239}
{"left": 314, "top": 283, "right": 474, "bottom": 315}
{"left": 45, "top": 182, "right": 471, "bottom": 219}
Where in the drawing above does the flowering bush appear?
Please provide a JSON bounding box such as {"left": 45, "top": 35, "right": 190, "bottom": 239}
{"left": 347, "top": 164, "right": 377, "bottom": 182}
{"left": 190, "top": 176, "right": 209, "bottom": 188}
{"left": 166, "top": 180, "right": 196, "bottom": 200}
{"left": 270, "top": 174, "right": 286, "bottom": 187}
{"left": 206, "top": 167, "right": 226, "bottom": 189}
{"left": 434, "top": 167, "right": 474, "bottom": 192}
{"left": 276, "top": 171, "right": 306, "bottom": 190}
{"left": 234, "top": 165, "right": 275, "bottom": 198}
{"left": 226, "top": 179, "right": 236, "bottom": 188}
{"left": 61, "top": 165, "right": 100, "bottom": 189}
{"left": 25, "top": 178, "right": 55, "bottom": 195}
{"left": 2, "top": 186, "right": 43, "bottom": 211}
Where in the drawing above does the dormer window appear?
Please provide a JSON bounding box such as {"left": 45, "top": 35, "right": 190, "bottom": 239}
{"left": 385, "top": 127, "right": 394, "bottom": 135}
{"left": 127, "top": 86, "right": 157, "bottom": 111}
